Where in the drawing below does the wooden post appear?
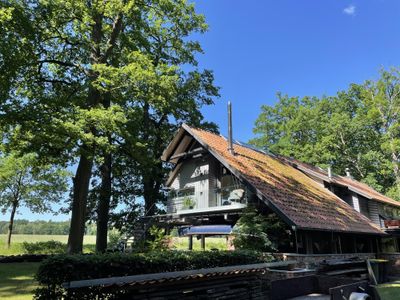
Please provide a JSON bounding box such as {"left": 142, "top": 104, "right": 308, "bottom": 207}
{"left": 294, "top": 228, "right": 298, "bottom": 254}
{"left": 376, "top": 237, "right": 380, "bottom": 254}
{"left": 369, "top": 238, "right": 374, "bottom": 253}
{"left": 201, "top": 235, "right": 205, "bottom": 251}
{"left": 331, "top": 232, "right": 337, "bottom": 254}
{"left": 338, "top": 235, "right": 342, "bottom": 254}
{"left": 188, "top": 235, "right": 193, "bottom": 251}
{"left": 305, "top": 233, "right": 313, "bottom": 254}
{"left": 353, "top": 237, "right": 357, "bottom": 253}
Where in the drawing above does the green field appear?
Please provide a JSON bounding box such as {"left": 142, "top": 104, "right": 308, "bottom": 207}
{"left": 0, "top": 262, "right": 39, "bottom": 300}
{"left": 0, "top": 234, "right": 96, "bottom": 255}
{"left": 171, "top": 237, "right": 228, "bottom": 251}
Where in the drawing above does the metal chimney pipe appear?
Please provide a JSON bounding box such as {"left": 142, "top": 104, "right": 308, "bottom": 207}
{"left": 345, "top": 167, "right": 351, "bottom": 178}
{"left": 227, "top": 101, "right": 234, "bottom": 155}
{"left": 327, "top": 166, "right": 332, "bottom": 179}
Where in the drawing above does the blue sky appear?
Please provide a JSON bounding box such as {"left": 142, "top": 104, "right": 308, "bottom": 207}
{"left": 197, "top": 0, "right": 400, "bottom": 142}
{"left": 4, "top": 0, "right": 400, "bottom": 222}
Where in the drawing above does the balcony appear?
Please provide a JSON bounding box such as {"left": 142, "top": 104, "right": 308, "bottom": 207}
{"left": 384, "top": 219, "right": 400, "bottom": 229}
{"left": 167, "top": 185, "right": 247, "bottom": 215}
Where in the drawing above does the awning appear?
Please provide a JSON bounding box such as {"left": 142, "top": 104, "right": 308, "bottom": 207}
{"left": 182, "top": 225, "right": 232, "bottom": 236}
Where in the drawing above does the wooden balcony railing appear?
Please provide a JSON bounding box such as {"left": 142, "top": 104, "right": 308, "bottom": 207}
{"left": 384, "top": 220, "right": 400, "bottom": 228}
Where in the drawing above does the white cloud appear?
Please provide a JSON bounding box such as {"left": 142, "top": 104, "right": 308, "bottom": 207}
{"left": 343, "top": 5, "right": 356, "bottom": 16}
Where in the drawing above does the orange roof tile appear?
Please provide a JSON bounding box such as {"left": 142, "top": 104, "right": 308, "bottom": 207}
{"left": 183, "top": 125, "right": 384, "bottom": 235}
{"left": 280, "top": 157, "right": 400, "bottom": 208}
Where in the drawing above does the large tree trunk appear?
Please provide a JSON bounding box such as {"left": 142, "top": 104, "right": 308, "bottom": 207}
{"left": 67, "top": 154, "right": 94, "bottom": 254}
{"left": 7, "top": 201, "right": 18, "bottom": 248}
{"left": 141, "top": 105, "right": 165, "bottom": 216}
{"left": 143, "top": 176, "right": 157, "bottom": 216}
{"left": 67, "top": 8, "right": 123, "bottom": 253}
{"left": 390, "top": 148, "right": 400, "bottom": 199}
{"left": 96, "top": 153, "right": 112, "bottom": 252}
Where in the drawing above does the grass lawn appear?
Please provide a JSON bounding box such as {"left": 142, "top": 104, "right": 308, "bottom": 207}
{"left": 377, "top": 281, "right": 400, "bottom": 300}
{"left": 0, "top": 234, "right": 96, "bottom": 255}
{"left": 0, "top": 235, "right": 96, "bottom": 299}
{"left": 0, "top": 262, "right": 39, "bottom": 300}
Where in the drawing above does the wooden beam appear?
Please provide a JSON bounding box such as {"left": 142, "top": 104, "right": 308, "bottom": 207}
{"left": 170, "top": 147, "right": 206, "bottom": 160}
{"left": 201, "top": 235, "right": 205, "bottom": 251}
{"left": 165, "top": 162, "right": 183, "bottom": 187}
{"left": 188, "top": 235, "right": 193, "bottom": 251}
{"left": 161, "top": 127, "right": 186, "bottom": 161}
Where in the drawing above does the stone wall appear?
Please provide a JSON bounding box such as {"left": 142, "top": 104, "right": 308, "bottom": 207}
{"left": 378, "top": 253, "right": 400, "bottom": 276}
{"left": 273, "top": 253, "right": 376, "bottom": 268}
{"left": 267, "top": 269, "right": 316, "bottom": 281}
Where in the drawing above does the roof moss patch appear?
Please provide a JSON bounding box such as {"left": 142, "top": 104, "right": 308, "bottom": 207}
{"left": 183, "top": 125, "right": 384, "bottom": 235}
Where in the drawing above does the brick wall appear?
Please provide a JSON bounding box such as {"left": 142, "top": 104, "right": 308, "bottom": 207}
{"left": 273, "top": 253, "right": 376, "bottom": 268}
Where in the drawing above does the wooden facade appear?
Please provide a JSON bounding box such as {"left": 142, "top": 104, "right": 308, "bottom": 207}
{"left": 160, "top": 124, "right": 400, "bottom": 254}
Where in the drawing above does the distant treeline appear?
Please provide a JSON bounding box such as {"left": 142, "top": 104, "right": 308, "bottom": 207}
{"left": 0, "top": 220, "right": 97, "bottom": 235}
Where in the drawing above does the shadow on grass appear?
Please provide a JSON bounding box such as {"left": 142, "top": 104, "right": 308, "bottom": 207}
{"left": 0, "top": 262, "right": 40, "bottom": 300}
{"left": 377, "top": 281, "right": 400, "bottom": 300}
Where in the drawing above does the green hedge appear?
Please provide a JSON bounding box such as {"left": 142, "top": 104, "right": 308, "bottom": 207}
{"left": 34, "top": 250, "right": 273, "bottom": 299}
{"left": 23, "top": 241, "right": 66, "bottom": 254}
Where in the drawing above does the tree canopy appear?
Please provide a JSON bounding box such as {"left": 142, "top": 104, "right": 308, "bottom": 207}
{"left": 252, "top": 69, "right": 400, "bottom": 200}
{"left": 0, "top": 152, "right": 69, "bottom": 246}
{"left": 1, "top": 0, "right": 219, "bottom": 252}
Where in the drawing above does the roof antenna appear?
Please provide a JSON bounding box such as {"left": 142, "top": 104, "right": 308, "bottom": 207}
{"left": 327, "top": 166, "right": 332, "bottom": 179}
{"left": 345, "top": 167, "right": 352, "bottom": 178}
{"left": 227, "top": 101, "right": 235, "bottom": 155}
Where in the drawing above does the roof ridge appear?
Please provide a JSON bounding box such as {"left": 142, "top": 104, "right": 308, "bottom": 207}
{"left": 186, "top": 124, "right": 398, "bottom": 208}
{"left": 174, "top": 125, "right": 385, "bottom": 234}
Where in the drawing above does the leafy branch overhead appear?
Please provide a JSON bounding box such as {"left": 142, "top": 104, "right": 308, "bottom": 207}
{"left": 0, "top": 0, "right": 219, "bottom": 252}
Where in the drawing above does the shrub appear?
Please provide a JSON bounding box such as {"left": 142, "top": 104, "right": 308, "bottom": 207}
{"left": 34, "top": 250, "right": 273, "bottom": 299}
{"left": 107, "top": 229, "right": 122, "bottom": 250}
{"left": 22, "top": 240, "right": 66, "bottom": 254}
{"left": 145, "top": 225, "right": 171, "bottom": 251}
{"left": 232, "top": 207, "right": 276, "bottom": 252}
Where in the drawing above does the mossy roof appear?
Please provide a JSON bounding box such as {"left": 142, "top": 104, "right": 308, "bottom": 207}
{"left": 166, "top": 125, "right": 384, "bottom": 235}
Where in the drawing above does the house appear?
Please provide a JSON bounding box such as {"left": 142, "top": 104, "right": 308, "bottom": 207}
{"left": 159, "top": 123, "right": 400, "bottom": 254}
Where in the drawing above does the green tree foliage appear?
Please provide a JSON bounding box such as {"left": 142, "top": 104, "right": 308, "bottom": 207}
{"left": 22, "top": 240, "right": 66, "bottom": 254}
{"left": 0, "top": 220, "right": 70, "bottom": 235}
{"left": 232, "top": 207, "right": 275, "bottom": 252}
{"left": 252, "top": 69, "right": 400, "bottom": 200}
{"left": 1, "top": 0, "right": 218, "bottom": 253}
{"left": 145, "top": 225, "right": 170, "bottom": 251}
{"left": 0, "top": 153, "right": 69, "bottom": 247}
{"left": 0, "top": 220, "right": 97, "bottom": 235}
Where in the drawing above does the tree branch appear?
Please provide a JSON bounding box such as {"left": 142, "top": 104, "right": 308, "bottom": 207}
{"left": 38, "top": 59, "right": 77, "bottom": 68}
{"left": 102, "top": 14, "right": 123, "bottom": 63}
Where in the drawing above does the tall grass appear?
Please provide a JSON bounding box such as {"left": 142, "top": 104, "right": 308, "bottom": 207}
{"left": 0, "top": 235, "right": 96, "bottom": 255}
